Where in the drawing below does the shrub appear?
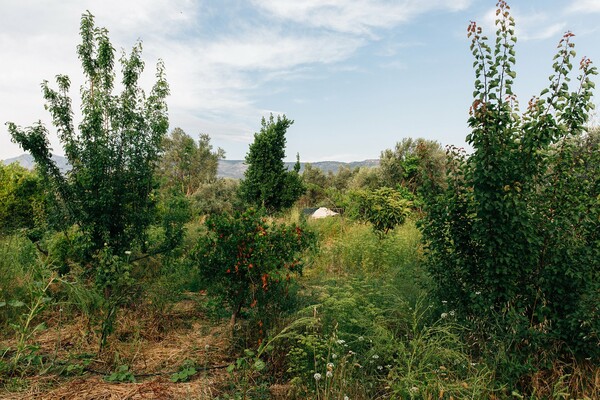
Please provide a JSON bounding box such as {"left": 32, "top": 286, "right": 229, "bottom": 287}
{"left": 0, "top": 164, "right": 45, "bottom": 235}
{"left": 192, "top": 209, "right": 316, "bottom": 339}
{"left": 349, "top": 187, "right": 411, "bottom": 235}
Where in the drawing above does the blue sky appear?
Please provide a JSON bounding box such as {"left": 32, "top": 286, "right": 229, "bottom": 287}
{"left": 1, "top": 0, "right": 599, "bottom": 162}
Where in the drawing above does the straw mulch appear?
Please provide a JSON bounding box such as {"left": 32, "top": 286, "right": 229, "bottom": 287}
{"left": 2, "top": 375, "right": 221, "bottom": 399}
{"left": 0, "top": 298, "right": 234, "bottom": 399}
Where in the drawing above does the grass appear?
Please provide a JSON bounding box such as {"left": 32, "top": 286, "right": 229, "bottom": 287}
{"left": 1, "top": 216, "right": 598, "bottom": 399}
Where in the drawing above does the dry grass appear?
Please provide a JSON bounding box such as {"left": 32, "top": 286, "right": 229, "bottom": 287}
{"left": 4, "top": 375, "right": 222, "bottom": 400}
{"left": 527, "top": 359, "right": 600, "bottom": 400}
{"left": 0, "top": 296, "right": 235, "bottom": 399}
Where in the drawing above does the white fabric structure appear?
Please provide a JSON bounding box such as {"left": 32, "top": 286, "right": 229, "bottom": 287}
{"left": 311, "top": 207, "right": 339, "bottom": 219}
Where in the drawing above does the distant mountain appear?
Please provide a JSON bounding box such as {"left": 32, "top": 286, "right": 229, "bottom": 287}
{"left": 2, "top": 153, "right": 71, "bottom": 173}
{"left": 3, "top": 154, "right": 379, "bottom": 180}
{"left": 218, "top": 159, "right": 380, "bottom": 179}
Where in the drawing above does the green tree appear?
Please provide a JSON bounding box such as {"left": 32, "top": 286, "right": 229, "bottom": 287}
{"left": 327, "top": 165, "right": 356, "bottom": 192}
{"left": 7, "top": 11, "right": 169, "bottom": 257}
{"left": 421, "top": 0, "right": 598, "bottom": 374}
{"left": 239, "top": 115, "right": 304, "bottom": 213}
{"left": 191, "top": 178, "right": 240, "bottom": 216}
{"left": 299, "top": 163, "right": 328, "bottom": 207}
{"left": 351, "top": 187, "right": 411, "bottom": 235}
{"left": 348, "top": 166, "right": 382, "bottom": 191}
{"left": 0, "top": 163, "right": 45, "bottom": 235}
{"left": 380, "top": 137, "right": 446, "bottom": 195}
{"left": 158, "top": 128, "right": 225, "bottom": 196}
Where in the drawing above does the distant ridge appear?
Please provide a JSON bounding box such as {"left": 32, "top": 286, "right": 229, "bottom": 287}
{"left": 3, "top": 154, "right": 380, "bottom": 180}
{"left": 2, "top": 153, "right": 71, "bottom": 173}
{"left": 218, "top": 159, "right": 380, "bottom": 179}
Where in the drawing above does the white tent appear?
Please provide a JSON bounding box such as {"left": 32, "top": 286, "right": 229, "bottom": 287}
{"left": 311, "top": 207, "right": 339, "bottom": 219}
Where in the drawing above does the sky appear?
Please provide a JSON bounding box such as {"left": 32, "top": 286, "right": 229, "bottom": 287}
{"left": 1, "top": 0, "right": 599, "bottom": 163}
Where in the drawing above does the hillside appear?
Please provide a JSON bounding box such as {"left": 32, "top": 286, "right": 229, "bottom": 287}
{"left": 4, "top": 154, "right": 380, "bottom": 179}
{"left": 2, "top": 153, "right": 71, "bottom": 173}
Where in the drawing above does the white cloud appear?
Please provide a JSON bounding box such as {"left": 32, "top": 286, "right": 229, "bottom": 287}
{"left": 253, "top": 0, "right": 471, "bottom": 36}
{"left": 569, "top": 0, "right": 600, "bottom": 13}
{"left": 0, "top": 0, "right": 473, "bottom": 160}
{"left": 480, "top": 7, "right": 567, "bottom": 42}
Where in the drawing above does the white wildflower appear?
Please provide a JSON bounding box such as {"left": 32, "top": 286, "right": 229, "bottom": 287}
{"left": 314, "top": 373, "right": 322, "bottom": 381}
{"left": 441, "top": 312, "right": 448, "bottom": 319}
{"left": 326, "top": 370, "right": 333, "bottom": 378}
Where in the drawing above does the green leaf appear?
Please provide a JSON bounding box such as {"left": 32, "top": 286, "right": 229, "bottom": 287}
{"left": 253, "top": 359, "right": 266, "bottom": 371}
{"left": 8, "top": 300, "right": 25, "bottom": 308}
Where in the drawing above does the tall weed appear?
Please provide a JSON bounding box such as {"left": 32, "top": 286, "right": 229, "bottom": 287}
{"left": 0, "top": 235, "right": 38, "bottom": 332}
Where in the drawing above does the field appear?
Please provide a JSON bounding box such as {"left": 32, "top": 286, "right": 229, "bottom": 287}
{"left": 1, "top": 215, "right": 598, "bottom": 399}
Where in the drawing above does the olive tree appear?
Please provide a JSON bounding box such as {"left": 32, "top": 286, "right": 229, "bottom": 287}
{"left": 380, "top": 137, "right": 446, "bottom": 195}
{"left": 158, "top": 128, "right": 225, "bottom": 196}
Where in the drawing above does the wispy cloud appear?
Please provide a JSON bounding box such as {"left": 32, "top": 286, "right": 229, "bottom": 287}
{"left": 481, "top": 7, "right": 567, "bottom": 42}
{"left": 568, "top": 0, "right": 600, "bottom": 13}
{"left": 253, "top": 0, "right": 471, "bottom": 36}
{"left": 1, "top": 0, "right": 472, "bottom": 160}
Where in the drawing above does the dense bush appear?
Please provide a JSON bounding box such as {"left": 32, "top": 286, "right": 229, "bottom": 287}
{"left": 158, "top": 128, "right": 225, "bottom": 196}
{"left": 192, "top": 209, "right": 316, "bottom": 338}
{"left": 380, "top": 137, "right": 446, "bottom": 195}
{"left": 190, "top": 178, "right": 240, "bottom": 216}
{"left": 0, "top": 164, "right": 45, "bottom": 235}
{"left": 349, "top": 187, "right": 412, "bottom": 235}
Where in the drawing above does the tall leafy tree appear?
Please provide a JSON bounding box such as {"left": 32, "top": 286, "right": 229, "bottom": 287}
{"left": 7, "top": 11, "right": 169, "bottom": 257}
{"left": 421, "top": 0, "right": 598, "bottom": 369}
{"left": 239, "top": 115, "right": 304, "bottom": 213}
{"left": 158, "top": 128, "right": 225, "bottom": 196}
